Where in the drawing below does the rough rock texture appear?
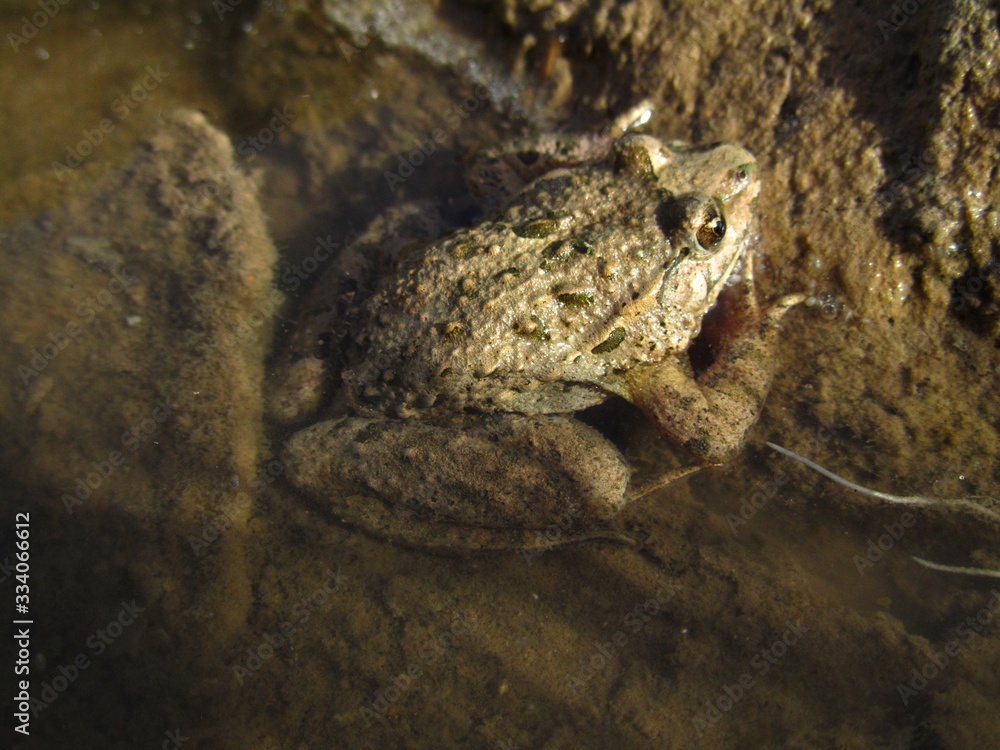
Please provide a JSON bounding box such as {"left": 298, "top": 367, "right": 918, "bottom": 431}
{"left": 0, "top": 109, "right": 278, "bottom": 746}
{"left": 1, "top": 109, "right": 277, "bottom": 496}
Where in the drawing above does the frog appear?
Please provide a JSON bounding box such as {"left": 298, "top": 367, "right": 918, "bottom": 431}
{"left": 269, "top": 104, "right": 805, "bottom": 552}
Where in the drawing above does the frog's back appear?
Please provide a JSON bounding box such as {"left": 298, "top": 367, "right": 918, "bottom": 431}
{"left": 345, "top": 161, "right": 695, "bottom": 417}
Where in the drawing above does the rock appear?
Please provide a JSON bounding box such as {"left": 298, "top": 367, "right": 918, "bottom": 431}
{"left": 0, "top": 108, "right": 278, "bottom": 646}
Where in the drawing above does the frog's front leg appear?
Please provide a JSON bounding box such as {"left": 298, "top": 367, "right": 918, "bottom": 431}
{"left": 625, "top": 290, "right": 805, "bottom": 465}
{"left": 284, "top": 413, "right": 631, "bottom": 551}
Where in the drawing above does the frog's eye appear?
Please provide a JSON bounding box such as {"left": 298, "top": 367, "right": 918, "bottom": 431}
{"left": 696, "top": 204, "right": 726, "bottom": 252}
{"left": 656, "top": 193, "right": 725, "bottom": 256}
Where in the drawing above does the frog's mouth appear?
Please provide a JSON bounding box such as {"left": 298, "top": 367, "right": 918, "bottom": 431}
{"left": 709, "top": 230, "right": 748, "bottom": 296}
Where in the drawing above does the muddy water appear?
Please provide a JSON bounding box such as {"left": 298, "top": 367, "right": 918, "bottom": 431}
{"left": 2, "top": 2, "right": 998, "bottom": 749}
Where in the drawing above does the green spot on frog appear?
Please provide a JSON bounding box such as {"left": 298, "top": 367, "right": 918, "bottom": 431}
{"left": 540, "top": 242, "right": 570, "bottom": 270}
{"left": 591, "top": 327, "right": 626, "bottom": 354}
{"left": 556, "top": 137, "right": 580, "bottom": 156}
{"left": 556, "top": 292, "right": 594, "bottom": 308}
{"left": 684, "top": 431, "right": 711, "bottom": 458}
{"left": 442, "top": 323, "right": 465, "bottom": 340}
{"left": 515, "top": 219, "right": 560, "bottom": 239}
{"left": 514, "top": 314, "right": 550, "bottom": 341}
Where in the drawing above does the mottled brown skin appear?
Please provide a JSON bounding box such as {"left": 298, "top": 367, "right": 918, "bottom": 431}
{"left": 273, "top": 112, "right": 803, "bottom": 550}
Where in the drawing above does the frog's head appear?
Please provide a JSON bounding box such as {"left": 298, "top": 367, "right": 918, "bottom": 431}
{"left": 616, "top": 136, "right": 761, "bottom": 325}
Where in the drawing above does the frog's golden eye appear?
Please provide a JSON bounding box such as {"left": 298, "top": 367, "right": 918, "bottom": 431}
{"left": 696, "top": 205, "right": 726, "bottom": 252}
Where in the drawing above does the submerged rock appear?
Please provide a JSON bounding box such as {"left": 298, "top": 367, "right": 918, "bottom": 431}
{"left": 0, "top": 108, "right": 278, "bottom": 644}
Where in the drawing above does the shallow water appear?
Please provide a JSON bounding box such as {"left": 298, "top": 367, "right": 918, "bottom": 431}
{"left": 2, "top": 2, "right": 999, "bottom": 749}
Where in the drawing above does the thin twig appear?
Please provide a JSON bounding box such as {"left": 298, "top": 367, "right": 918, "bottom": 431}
{"left": 766, "top": 441, "right": 1000, "bottom": 579}
{"left": 765, "top": 442, "right": 1000, "bottom": 526}
{"left": 912, "top": 557, "right": 1000, "bottom": 580}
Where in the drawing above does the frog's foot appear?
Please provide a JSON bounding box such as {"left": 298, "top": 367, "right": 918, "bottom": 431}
{"left": 624, "top": 293, "right": 806, "bottom": 465}
{"left": 284, "top": 413, "right": 632, "bottom": 552}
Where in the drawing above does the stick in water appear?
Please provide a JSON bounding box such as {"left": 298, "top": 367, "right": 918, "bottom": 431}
{"left": 766, "top": 441, "right": 1000, "bottom": 579}
{"left": 765, "top": 442, "right": 1000, "bottom": 525}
